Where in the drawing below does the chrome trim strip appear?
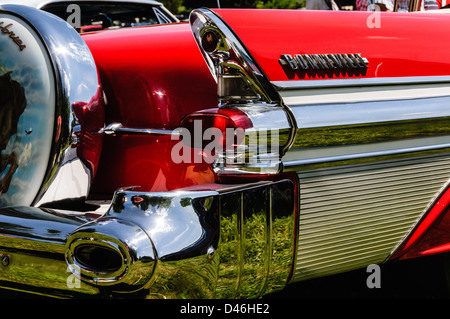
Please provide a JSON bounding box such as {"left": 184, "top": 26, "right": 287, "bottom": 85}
{"left": 287, "top": 96, "right": 450, "bottom": 129}
{"left": 278, "top": 83, "right": 450, "bottom": 106}
{"left": 279, "top": 79, "right": 450, "bottom": 169}
{"left": 272, "top": 76, "right": 450, "bottom": 90}
{"left": 283, "top": 140, "right": 450, "bottom": 169}
{"left": 99, "top": 123, "right": 180, "bottom": 136}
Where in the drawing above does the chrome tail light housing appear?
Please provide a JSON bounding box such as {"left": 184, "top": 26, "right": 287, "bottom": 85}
{"left": 189, "top": 8, "right": 296, "bottom": 176}
{"left": 190, "top": 9, "right": 280, "bottom": 105}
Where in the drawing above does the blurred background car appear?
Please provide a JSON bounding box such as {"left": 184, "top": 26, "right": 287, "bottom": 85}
{"left": 0, "top": 0, "right": 179, "bottom": 32}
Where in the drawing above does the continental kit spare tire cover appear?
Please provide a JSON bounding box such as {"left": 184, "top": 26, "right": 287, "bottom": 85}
{"left": 0, "top": 5, "right": 103, "bottom": 207}
{"left": 0, "top": 11, "right": 55, "bottom": 206}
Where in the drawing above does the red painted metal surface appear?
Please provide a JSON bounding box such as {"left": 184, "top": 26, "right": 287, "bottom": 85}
{"left": 82, "top": 23, "right": 218, "bottom": 195}
{"left": 214, "top": 9, "right": 450, "bottom": 81}
{"left": 81, "top": 23, "right": 216, "bottom": 130}
{"left": 72, "top": 86, "right": 105, "bottom": 178}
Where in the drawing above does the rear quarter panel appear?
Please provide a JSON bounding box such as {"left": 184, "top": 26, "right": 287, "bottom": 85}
{"left": 82, "top": 23, "right": 218, "bottom": 195}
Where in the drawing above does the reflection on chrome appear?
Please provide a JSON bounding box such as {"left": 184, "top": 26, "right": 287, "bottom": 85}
{"left": 35, "top": 147, "right": 91, "bottom": 207}
{"left": 189, "top": 9, "right": 297, "bottom": 176}
{"left": 0, "top": 179, "right": 295, "bottom": 298}
{"left": 0, "top": 4, "right": 297, "bottom": 299}
{"left": 0, "top": 4, "right": 104, "bottom": 208}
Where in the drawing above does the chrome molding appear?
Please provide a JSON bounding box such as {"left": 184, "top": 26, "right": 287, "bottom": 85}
{"left": 274, "top": 75, "right": 450, "bottom": 282}
{"left": 293, "top": 153, "right": 450, "bottom": 281}
{"left": 272, "top": 76, "right": 450, "bottom": 90}
{"left": 278, "top": 81, "right": 450, "bottom": 106}
{"left": 276, "top": 76, "right": 450, "bottom": 170}
{"left": 99, "top": 122, "right": 180, "bottom": 136}
{"left": 284, "top": 140, "right": 450, "bottom": 169}
{"left": 212, "top": 180, "right": 295, "bottom": 298}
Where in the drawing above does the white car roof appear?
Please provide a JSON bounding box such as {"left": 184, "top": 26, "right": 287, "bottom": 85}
{"left": 0, "top": 0, "right": 165, "bottom": 9}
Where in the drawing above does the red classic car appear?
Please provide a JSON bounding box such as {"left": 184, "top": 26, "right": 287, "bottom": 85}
{"left": 2, "top": 0, "right": 179, "bottom": 31}
{"left": 1, "top": 1, "right": 450, "bottom": 299}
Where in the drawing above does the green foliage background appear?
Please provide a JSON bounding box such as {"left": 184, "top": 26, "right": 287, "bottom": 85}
{"left": 162, "top": 0, "right": 306, "bottom": 16}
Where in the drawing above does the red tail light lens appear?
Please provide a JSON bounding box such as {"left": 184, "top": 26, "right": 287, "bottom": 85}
{"left": 176, "top": 107, "right": 283, "bottom": 175}
{"left": 179, "top": 108, "right": 253, "bottom": 150}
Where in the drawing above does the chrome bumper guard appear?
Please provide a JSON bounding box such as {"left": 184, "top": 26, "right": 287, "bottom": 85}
{"left": 0, "top": 180, "right": 295, "bottom": 298}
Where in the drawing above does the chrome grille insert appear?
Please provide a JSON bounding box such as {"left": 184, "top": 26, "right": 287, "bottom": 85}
{"left": 293, "top": 153, "right": 450, "bottom": 282}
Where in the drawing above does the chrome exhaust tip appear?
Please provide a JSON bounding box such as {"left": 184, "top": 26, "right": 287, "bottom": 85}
{"left": 65, "top": 218, "right": 156, "bottom": 291}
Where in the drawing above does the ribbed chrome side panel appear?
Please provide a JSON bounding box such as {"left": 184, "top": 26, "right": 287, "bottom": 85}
{"left": 293, "top": 154, "right": 450, "bottom": 282}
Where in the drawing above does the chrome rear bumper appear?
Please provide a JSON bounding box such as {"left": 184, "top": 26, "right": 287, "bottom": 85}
{"left": 0, "top": 179, "right": 295, "bottom": 298}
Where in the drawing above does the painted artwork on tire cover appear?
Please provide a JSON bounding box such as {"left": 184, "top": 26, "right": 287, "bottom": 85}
{"left": 0, "top": 14, "right": 56, "bottom": 207}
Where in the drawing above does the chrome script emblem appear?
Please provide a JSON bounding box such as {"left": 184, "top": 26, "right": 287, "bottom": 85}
{"left": 279, "top": 54, "right": 369, "bottom": 71}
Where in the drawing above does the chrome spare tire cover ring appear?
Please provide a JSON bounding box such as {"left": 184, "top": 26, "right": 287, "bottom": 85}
{"left": 0, "top": 4, "right": 104, "bottom": 208}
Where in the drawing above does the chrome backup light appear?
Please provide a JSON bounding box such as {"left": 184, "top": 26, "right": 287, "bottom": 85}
{"left": 201, "top": 29, "right": 219, "bottom": 53}
{"left": 218, "top": 72, "right": 260, "bottom": 104}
